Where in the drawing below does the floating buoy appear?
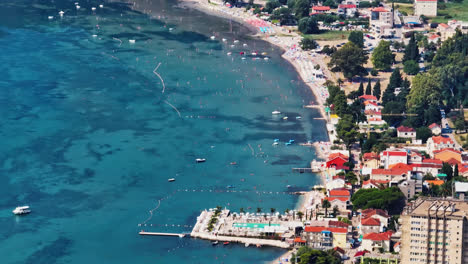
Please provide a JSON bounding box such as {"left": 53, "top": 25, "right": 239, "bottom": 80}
{"left": 129, "top": 39, "right": 136, "bottom": 44}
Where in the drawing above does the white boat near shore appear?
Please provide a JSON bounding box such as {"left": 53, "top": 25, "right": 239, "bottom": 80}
{"left": 272, "top": 110, "right": 281, "bottom": 115}
{"left": 196, "top": 158, "right": 206, "bottom": 163}
{"left": 12, "top": 206, "right": 31, "bottom": 215}
{"left": 168, "top": 178, "right": 175, "bottom": 182}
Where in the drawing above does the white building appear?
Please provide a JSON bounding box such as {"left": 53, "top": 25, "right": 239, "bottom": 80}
{"left": 426, "top": 136, "right": 456, "bottom": 155}
{"left": 380, "top": 150, "right": 408, "bottom": 169}
{"left": 338, "top": 4, "right": 357, "bottom": 17}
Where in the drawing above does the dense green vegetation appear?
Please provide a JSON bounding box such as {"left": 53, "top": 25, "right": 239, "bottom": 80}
{"left": 291, "top": 246, "right": 341, "bottom": 264}
{"left": 329, "top": 42, "right": 368, "bottom": 79}
{"left": 351, "top": 187, "right": 405, "bottom": 214}
{"left": 372, "top": 41, "right": 394, "bottom": 71}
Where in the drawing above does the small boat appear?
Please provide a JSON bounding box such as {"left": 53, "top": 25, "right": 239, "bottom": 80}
{"left": 196, "top": 158, "right": 206, "bottom": 163}
{"left": 272, "top": 142, "right": 279, "bottom": 146}
{"left": 168, "top": 178, "right": 175, "bottom": 182}
{"left": 210, "top": 36, "right": 215, "bottom": 40}
{"left": 129, "top": 39, "right": 136, "bottom": 44}
{"left": 169, "top": 28, "right": 174, "bottom": 31}
{"left": 264, "top": 57, "right": 269, "bottom": 60}
{"left": 76, "top": 5, "right": 80, "bottom": 9}
{"left": 272, "top": 110, "right": 281, "bottom": 115}
{"left": 286, "top": 185, "right": 291, "bottom": 188}
{"left": 243, "top": 43, "right": 248, "bottom": 47}
{"left": 227, "top": 52, "right": 232, "bottom": 56}
{"left": 261, "top": 52, "right": 268, "bottom": 55}
{"left": 282, "top": 116, "right": 288, "bottom": 120}
{"left": 285, "top": 142, "right": 291, "bottom": 146}
{"left": 296, "top": 116, "right": 301, "bottom": 119}
{"left": 230, "top": 162, "right": 237, "bottom": 165}
{"left": 212, "top": 241, "right": 219, "bottom": 246}
{"left": 91, "top": 7, "right": 96, "bottom": 11}
{"left": 92, "top": 34, "right": 98, "bottom": 38}
{"left": 227, "top": 185, "right": 235, "bottom": 189}
{"left": 222, "top": 38, "right": 227, "bottom": 42}
{"left": 251, "top": 52, "right": 257, "bottom": 56}
{"left": 239, "top": 52, "right": 244, "bottom": 55}
{"left": 288, "top": 139, "right": 295, "bottom": 143}
{"left": 48, "top": 16, "right": 54, "bottom": 19}
{"left": 245, "top": 243, "right": 250, "bottom": 247}
{"left": 12, "top": 206, "right": 31, "bottom": 215}
{"left": 223, "top": 242, "right": 230, "bottom": 245}
{"left": 99, "top": 4, "right": 104, "bottom": 8}
{"left": 241, "top": 57, "right": 246, "bottom": 60}
{"left": 274, "top": 139, "right": 279, "bottom": 142}
{"left": 58, "top": 11, "right": 65, "bottom": 16}
{"left": 233, "top": 40, "right": 239, "bottom": 43}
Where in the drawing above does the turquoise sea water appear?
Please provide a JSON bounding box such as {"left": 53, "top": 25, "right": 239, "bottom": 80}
{"left": 0, "top": 0, "right": 327, "bottom": 263}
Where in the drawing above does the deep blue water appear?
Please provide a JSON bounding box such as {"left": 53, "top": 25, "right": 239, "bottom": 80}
{"left": 0, "top": 0, "right": 328, "bottom": 263}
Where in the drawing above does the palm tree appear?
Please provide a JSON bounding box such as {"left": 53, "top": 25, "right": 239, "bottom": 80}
{"left": 333, "top": 206, "right": 339, "bottom": 217}
{"left": 284, "top": 208, "right": 290, "bottom": 214}
{"left": 322, "top": 199, "right": 331, "bottom": 217}
{"left": 239, "top": 207, "right": 245, "bottom": 213}
{"left": 297, "top": 211, "right": 304, "bottom": 221}
{"left": 270, "top": 208, "right": 276, "bottom": 213}
{"left": 256, "top": 207, "right": 262, "bottom": 213}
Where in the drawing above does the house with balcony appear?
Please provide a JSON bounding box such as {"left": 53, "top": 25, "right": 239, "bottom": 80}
{"left": 303, "top": 226, "right": 348, "bottom": 249}
{"left": 397, "top": 126, "right": 416, "bottom": 140}
{"left": 361, "top": 231, "right": 393, "bottom": 252}
{"left": 426, "top": 136, "right": 456, "bottom": 156}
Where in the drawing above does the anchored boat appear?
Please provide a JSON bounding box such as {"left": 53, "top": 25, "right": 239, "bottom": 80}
{"left": 12, "top": 206, "right": 31, "bottom": 215}
{"left": 196, "top": 158, "right": 206, "bottom": 163}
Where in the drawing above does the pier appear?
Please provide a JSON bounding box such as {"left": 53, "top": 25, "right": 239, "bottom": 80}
{"left": 139, "top": 231, "right": 187, "bottom": 238}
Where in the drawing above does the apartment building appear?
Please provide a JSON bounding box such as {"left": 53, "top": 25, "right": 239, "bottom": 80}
{"left": 400, "top": 198, "right": 468, "bottom": 264}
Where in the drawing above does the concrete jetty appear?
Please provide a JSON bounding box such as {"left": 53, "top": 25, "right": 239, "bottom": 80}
{"left": 139, "top": 231, "right": 186, "bottom": 238}
{"left": 190, "top": 231, "right": 291, "bottom": 248}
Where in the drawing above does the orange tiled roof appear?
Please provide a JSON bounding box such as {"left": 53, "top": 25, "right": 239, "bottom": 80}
{"left": 425, "top": 180, "right": 444, "bottom": 186}
{"left": 361, "top": 217, "right": 381, "bottom": 226}
{"left": 431, "top": 136, "right": 454, "bottom": 144}
{"left": 362, "top": 231, "right": 392, "bottom": 241}
{"left": 433, "top": 148, "right": 461, "bottom": 154}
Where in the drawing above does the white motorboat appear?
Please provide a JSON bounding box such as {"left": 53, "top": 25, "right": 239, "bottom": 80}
{"left": 196, "top": 158, "right": 206, "bottom": 163}
{"left": 58, "top": 11, "right": 65, "bottom": 16}
{"left": 283, "top": 116, "right": 288, "bottom": 120}
{"left": 91, "top": 7, "right": 96, "bottom": 11}
{"left": 99, "top": 4, "right": 104, "bottom": 8}
{"left": 222, "top": 38, "right": 227, "bottom": 42}
{"left": 12, "top": 206, "right": 31, "bottom": 215}
{"left": 210, "top": 36, "right": 215, "bottom": 40}
{"left": 168, "top": 178, "right": 175, "bottom": 182}
{"left": 272, "top": 110, "right": 281, "bottom": 115}
{"left": 48, "top": 16, "right": 54, "bottom": 19}
{"left": 76, "top": 5, "right": 80, "bottom": 9}
{"left": 129, "top": 39, "right": 136, "bottom": 44}
{"left": 233, "top": 40, "right": 239, "bottom": 43}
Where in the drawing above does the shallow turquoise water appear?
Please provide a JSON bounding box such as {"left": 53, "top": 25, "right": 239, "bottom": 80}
{"left": 0, "top": 0, "right": 327, "bottom": 263}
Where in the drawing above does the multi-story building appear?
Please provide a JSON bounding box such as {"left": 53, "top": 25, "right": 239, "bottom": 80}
{"left": 400, "top": 198, "right": 468, "bottom": 264}
{"left": 369, "top": 7, "right": 394, "bottom": 34}
{"left": 380, "top": 150, "right": 408, "bottom": 169}
{"left": 414, "top": 0, "right": 438, "bottom": 17}
{"left": 426, "top": 136, "right": 456, "bottom": 156}
{"left": 303, "top": 226, "right": 348, "bottom": 249}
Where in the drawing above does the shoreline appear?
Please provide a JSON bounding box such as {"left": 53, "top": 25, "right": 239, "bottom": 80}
{"left": 176, "top": 3, "right": 333, "bottom": 262}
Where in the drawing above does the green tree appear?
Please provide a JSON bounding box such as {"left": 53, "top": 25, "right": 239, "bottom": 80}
{"left": 357, "top": 81, "right": 364, "bottom": 96}
{"left": 403, "top": 60, "right": 420, "bottom": 75}
{"left": 333, "top": 92, "right": 348, "bottom": 117}
{"left": 336, "top": 114, "right": 359, "bottom": 148}
{"left": 348, "top": 31, "right": 364, "bottom": 48}
{"left": 270, "top": 208, "right": 276, "bottom": 213}
{"left": 373, "top": 80, "right": 381, "bottom": 100}
{"left": 322, "top": 199, "right": 331, "bottom": 217}
{"left": 332, "top": 206, "right": 339, "bottom": 216}
{"left": 271, "top": 7, "right": 295, "bottom": 25}
{"left": 416, "top": 127, "right": 432, "bottom": 143}
{"left": 407, "top": 73, "right": 441, "bottom": 110}
{"left": 365, "top": 78, "right": 372, "bottom": 95}
{"left": 351, "top": 187, "right": 405, "bottom": 214}
{"left": 239, "top": 207, "right": 245, "bottom": 213}
{"left": 441, "top": 162, "right": 453, "bottom": 182}
{"left": 297, "top": 211, "right": 304, "bottom": 220}
{"left": 294, "top": 0, "right": 311, "bottom": 20}
{"left": 300, "top": 37, "right": 318, "bottom": 50}
{"left": 345, "top": 171, "right": 358, "bottom": 185}
{"left": 287, "top": 0, "right": 295, "bottom": 8}
{"left": 371, "top": 40, "right": 394, "bottom": 71}
{"left": 256, "top": 207, "right": 262, "bottom": 213}
{"left": 328, "top": 42, "right": 368, "bottom": 79}
{"left": 298, "top": 17, "right": 319, "bottom": 34}
{"left": 265, "top": 0, "right": 281, "bottom": 13}
{"left": 323, "top": 0, "right": 338, "bottom": 8}
{"left": 403, "top": 33, "right": 419, "bottom": 62}
{"left": 454, "top": 164, "right": 459, "bottom": 179}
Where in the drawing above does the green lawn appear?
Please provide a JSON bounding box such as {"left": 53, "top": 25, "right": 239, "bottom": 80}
{"left": 395, "top": 3, "right": 414, "bottom": 16}
{"left": 304, "top": 30, "right": 351, "bottom": 41}
{"left": 431, "top": 0, "right": 468, "bottom": 23}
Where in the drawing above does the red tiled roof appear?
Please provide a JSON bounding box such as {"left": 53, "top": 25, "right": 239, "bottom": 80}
{"left": 334, "top": 246, "right": 345, "bottom": 254}
{"left": 429, "top": 123, "right": 440, "bottom": 129}
{"left": 425, "top": 180, "right": 444, "bottom": 186}
{"left": 439, "top": 23, "right": 450, "bottom": 28}
{"left": 429, "top": 34, "right": 440, "bottom": 40}
{"left": 361, "top": 217, "right": 381, "bottom": 226}
{"left": 372, "top": 168, "right": 408, "bottom": 176}
{"left": 354, "top": 251, "right": 367, "bottom": 257}
{"left": 359, "top": 95, "right": 378, "bottom": 101}
{"left": 397, "top": 126, "right": 415, "bottom": 132}
{"left": 362, "top": 231, "right": 392, "bottom": 241}
{"left": 304, "top": 226, "right": 347, "bottom": 233}
{"left": 364, "top": 101, "right": 379, "bottom": 106}
{"left": 446, "top": 158, "right": 461, "bottom": 165}
{"left": 382, "top": 151, "right": 407, "bottom": 157}
{"left": 329, "top": 220, "right": 350, "bottom": 228}
{"left": 362, "top": 208, "right": 389, "bottom": 218}
{"left": 325, "top": 196, "right": 349, "bottom": 202}
{"left": 433, "top": 148, "right": 461, "bottom": 154}
{"left": 312, "top": 6, "right": 330, "bottom": 11}
{"left": 368, "top": 117, "right": 383, "bottom": 122}
{"left": 330, "top": 189, "right": 350, "bottom": 197}
{"left": 410, "top": 151, "right": 422, "bottom": 157}
{"left": 388, "top": 163, "right": 413, "bottom": 171}
{"left": 372, "top": 7, "right": 389, "bottom": 12}
{"left": 422, "top": 158, "right": 443, "bottom": 164}
{"left": 431, "top": 136, "right": 454, "bottom": 144}
{"left": 363, "top": 179, "right": 389, "bottom": 187}
{"left": 363, "top": 152, "right": 379, "bottom": 160}
{"left": 339, "top": 4, "right": 356, "bottom": 8}
{"left": 328, "top": 153, "right": 349, "bottom": 161}
{"left": 364, "top": 110, "right": 382, "bottom": 115}
{"left": 294, "top": 237, "right": 307, "bottom": 243}
{"left": 459, "top": 166, "right": 468, "bottom": 173}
